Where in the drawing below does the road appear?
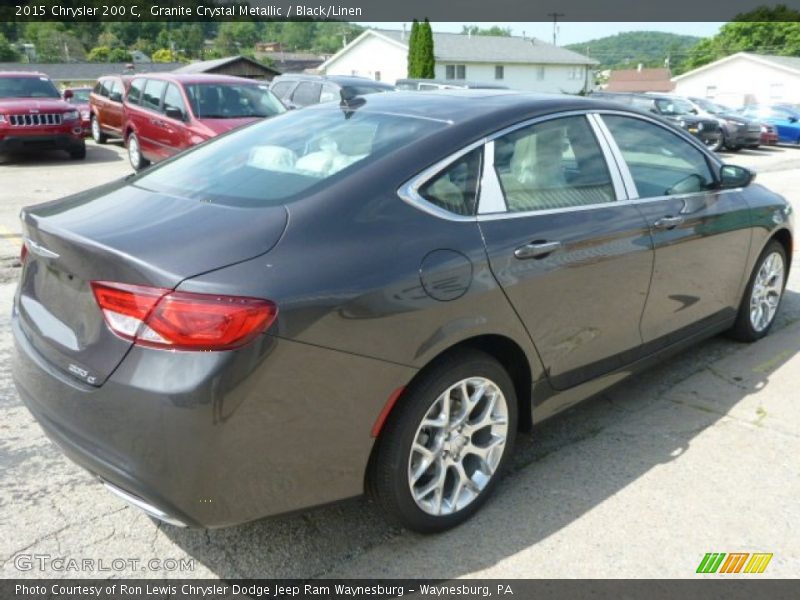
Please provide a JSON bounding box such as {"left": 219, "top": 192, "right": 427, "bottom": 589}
{"left": 0, "top": 141, "right": 798, "bottom": 579}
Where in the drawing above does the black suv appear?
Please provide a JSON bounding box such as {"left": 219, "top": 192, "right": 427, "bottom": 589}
{"left": 269, "top": 74, "right": 394, "bottom": 109}
{"left": 592, "top": 92, "right": 723, "bottom": 151}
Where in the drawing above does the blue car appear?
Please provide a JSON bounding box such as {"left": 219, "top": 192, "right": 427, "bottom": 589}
{"left": 739, "top": 105, "right": 800, "bottom": 144}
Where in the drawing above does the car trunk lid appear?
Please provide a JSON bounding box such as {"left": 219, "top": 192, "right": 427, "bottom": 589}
{"left": 17, "top": 182, "right": 288, "bottom": 386}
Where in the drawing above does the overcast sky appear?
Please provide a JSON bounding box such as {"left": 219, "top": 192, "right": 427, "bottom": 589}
{"left": 357, "top": 22, "right": 725, "bottom": 46}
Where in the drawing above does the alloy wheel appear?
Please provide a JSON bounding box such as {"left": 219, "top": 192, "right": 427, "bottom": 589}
{"left": 91, "top": 117, "right": 101, "bottom": 142}
{"left": 408, "top": 376, "right": 509, "bottom": 516}
{"left": 128, "top": 135, "right": 141, "bottom": 170}
{"left": 749, "top": 251, "right": 785, "bottom": 332}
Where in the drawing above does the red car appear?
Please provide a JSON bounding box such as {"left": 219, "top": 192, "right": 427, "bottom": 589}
{"left": 122, "top": 73, "right": 286, "bottom": 170}
{"left": 759, "top": 123, "right": 779, "bottom": 146}
{"left": 88, "top": 75, "right": 130, "bottom": 144}
{"left": 63, "top": 86, "right": 92, "bottom": 136}
{"left": 0, "top": 72, "right": 86, "bottom": 160}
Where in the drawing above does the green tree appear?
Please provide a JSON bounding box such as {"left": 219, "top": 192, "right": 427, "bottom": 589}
{"left": 407, "top": 20, "right": 421, "bottom": 77}
{"left": 0, "top": 33, "right": 18, "bottom": 61}
{"left": 215, "top": 22, "right": 259, "bottom": 55}
{"left": 108, "top": 47, "right": 132, "bottom": 62}
{"left": 151, "top": 48, "right": 177, "bottom": 62}
{"left": 461, "top": 25, "right": 512, "bottom": 37}
{"left": 23, "top": 23, "right": 86, "bottom": 62}
{"left": 419, "top": 19, "right": 435, "bottom": 78}
{"left": 87, "top": 46, "right": 111, "bottom": 62}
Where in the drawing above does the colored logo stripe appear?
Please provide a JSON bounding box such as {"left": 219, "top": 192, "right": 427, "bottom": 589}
{"left": 697, "top": 552, "right": 773, "bottom": 574}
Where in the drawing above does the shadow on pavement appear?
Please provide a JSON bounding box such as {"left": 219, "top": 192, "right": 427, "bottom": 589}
{"left": 163, "top": 289, "right": 800, "bottom": 578}
{"left": 1, "top": 143, "right": 125, "bottom": 167}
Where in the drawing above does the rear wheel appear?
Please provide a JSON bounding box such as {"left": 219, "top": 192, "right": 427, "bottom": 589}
{"left": 127, "top": 132, "right": 149, "bottom": 171}
{"left": 91, "top": 115, "right": 108, "bottom": 144}
{"left": 730, "top": 240, "right": 787, "bottom": 342}
{"left": 369, "top": 350, "right": 517, "bottom": 533}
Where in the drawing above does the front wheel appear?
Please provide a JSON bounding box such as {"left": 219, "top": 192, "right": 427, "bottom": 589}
{"left": 729, "top": 240, "right": 787, "bottom": 342}
{"left": 127, "top": 132, "right": 150, "bottom": 171}
{"left": 368, "top": 350, "right": 517, "bottom": 533}
{"left": 706, "top": 136, "right": 724, "bottom": 152}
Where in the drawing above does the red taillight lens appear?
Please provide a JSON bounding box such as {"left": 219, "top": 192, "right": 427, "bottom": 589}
{"left": 20, "top": 242, "right": 28, "bottom": 265}
{"left": 91, "top": 281, "right": 277, "bottom": 351}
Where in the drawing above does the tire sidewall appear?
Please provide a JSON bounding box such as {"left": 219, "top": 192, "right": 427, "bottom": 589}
{"left": 128, "top": 133, "right": 142, "bottom": 170}
{"left": 737, "top": 240, "right": 788, "bottom": 340}
{"left": 376, "top": 351, "right": 518, "bottom": 532}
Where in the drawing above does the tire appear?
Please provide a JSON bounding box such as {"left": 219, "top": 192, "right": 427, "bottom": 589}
{"left": 69, "top": 142, "right": 86, "bottom": 160}
{"left": 127, "top": 132, "right": 149, "bottom": 171}
{"left": 706, "top": 136, "right": 724, "bottom": 152}
{"left": 368, "top": 349, "right": 518, "bottom": 533}
{"left": 91, "top": 115, "right": 108, "bottom": 144}
{"left": 729, "top": 240, "right": 788, "bottom": 342}
{"left": 725, "top": 144, "right": 742, "bottom": 152}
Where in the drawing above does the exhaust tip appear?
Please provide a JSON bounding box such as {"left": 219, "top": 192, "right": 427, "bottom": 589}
{"left": 102, "top": 481, "right": 188, "bottom": 528}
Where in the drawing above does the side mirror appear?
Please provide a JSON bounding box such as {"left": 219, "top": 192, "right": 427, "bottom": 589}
{"left": 789, "top": 116, "right": 798, "bottom": 123}
{"left": 109, "top": 92, "right": 123, "bottom": 103}
{"left": 164, "top": 107, "right": 185, "bottom": 121}
{"left": 720, "top": 164, "right": 754, "bottom": 189}
{"left": 63, "top": 89, "right": 74, "bottom": 100}
{"left": 690, "top": 108, "right": 698, "bottom": 115}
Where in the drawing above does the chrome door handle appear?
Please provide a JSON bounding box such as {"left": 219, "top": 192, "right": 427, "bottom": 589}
{"left": 514, "top": 241, "right": 562, "bottom": 259}
{"left": 653, "top": 216, "right": 685, "bottom": 230}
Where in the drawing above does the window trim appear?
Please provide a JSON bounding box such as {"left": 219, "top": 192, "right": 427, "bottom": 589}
{"left": 397, "top": 109, "right": 729, "bottom": 223}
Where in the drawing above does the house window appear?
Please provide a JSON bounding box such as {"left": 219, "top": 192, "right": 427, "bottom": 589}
{"left": 706, "top": 86, "right": 717, "bottom": 98}
{"left": 569, "top": 66, "right": 583, "bottom": 80}
{"left": 536, "top": 66, "right": 545, "bottom": 81}
{"left": 446, "top": 64, "right": 466, "bottom": 80}
{"left": 375, "top": 71, "right": 381, "bottom": 81}
{"left": 495, "top": 65, "right": 504, "bottom": 80}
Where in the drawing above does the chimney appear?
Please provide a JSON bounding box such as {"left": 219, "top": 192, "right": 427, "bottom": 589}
{"left": 637, "top": 63, "right": 643, "bottom": 72}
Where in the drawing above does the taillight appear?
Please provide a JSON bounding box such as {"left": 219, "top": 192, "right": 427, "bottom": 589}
{"left": 20, "top": 242, "right": 28, "bottom": 265}
{"left": 91, "top": 281, "right": 277, "bottom": 351}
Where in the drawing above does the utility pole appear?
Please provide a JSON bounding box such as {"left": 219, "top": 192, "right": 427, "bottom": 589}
{"left": 548, "top": 12, "right": 565, "bottom": 46}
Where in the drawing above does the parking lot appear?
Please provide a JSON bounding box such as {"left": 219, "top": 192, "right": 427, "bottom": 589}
{"left": 0, "top": 140, "right": 799, "bottom": 579}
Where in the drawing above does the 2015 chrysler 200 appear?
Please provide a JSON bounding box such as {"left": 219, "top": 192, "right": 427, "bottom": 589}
{"left": 12, "top": 92, "right": 793, "bottom": 533}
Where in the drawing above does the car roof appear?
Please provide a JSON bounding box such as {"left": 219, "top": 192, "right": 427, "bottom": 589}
{"left": 322, "top": 89, "right": 643, "bottom": 127}
{"left": 274, "top": 73, "right": 393, "bottom": 87}
{"left": 126, "top": 73, "right": 262, "bottom": 85}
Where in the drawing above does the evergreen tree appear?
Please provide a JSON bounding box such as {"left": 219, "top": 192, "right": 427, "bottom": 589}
{"left": 407, "top": 19, "right": 420, "bottom": 77}
{"left": 420, "top": 19, "right": 435, "bottom": 78}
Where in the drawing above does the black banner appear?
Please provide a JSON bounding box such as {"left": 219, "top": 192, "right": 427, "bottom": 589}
{"left": 3, "top": 580, "right": 799, "bottom": 600}
{"left": 2, "top": 0, "right": 800, "bottom": 22}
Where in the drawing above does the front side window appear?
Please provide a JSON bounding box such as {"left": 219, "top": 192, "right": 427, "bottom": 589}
{"left": 418, "top": 148, "right": 483, "bottom": 216}
{"left": 290, "top": 82, "right": 322, "bottom": 106}
{"left": 603, "top": 115, "right": 715, "bottom": 198}
{"left": 136, "top": 107, "right": 449, "bottom": 207}
{"left": 141, "top": 79, "right": 166, "bottom": 112}
{"left": 493, "top": 115, "right": 615, "bottom": 213}
{"left": 162, "top": 84, "right": 187, "bottom": 119}
{"left": 127, "top": 78, "right": 145, "bottom": 105}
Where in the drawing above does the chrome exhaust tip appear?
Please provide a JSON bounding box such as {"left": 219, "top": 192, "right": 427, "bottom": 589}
{"left": 102, "top": 481, "right": 187, "bottom": 528}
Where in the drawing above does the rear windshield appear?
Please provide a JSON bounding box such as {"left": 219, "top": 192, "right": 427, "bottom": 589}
{"left": 0, "top": 76, "right": 60, "bottom": 99}
{"left": 183, "top": 83, "right": 285, "bottom": 119}
{"left": 135, "top": 106, "right": 448, "bottom": 206}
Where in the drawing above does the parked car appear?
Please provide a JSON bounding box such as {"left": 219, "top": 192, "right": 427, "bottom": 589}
{"left": 592, "top": 91, "right": 723, "bottom": 150}
{"left": 88, "top": 75, "right": 131, "bottom": 144}
{"left": 13, "top": 92, "right": 792, "bottom": 533}
{"left": 0, "top": 72, "right": 86, "bottom": 160}
{"left": 395, "top": 78, "right": 509, "bottom": 91}
{"left": 737, "top": 105, "right": 800, "bottom": 145}
{"left": 685, "top": 96, "right": 762, "bottom": 151}
{"left": 759, "top": 123, "right": 780, "bottom": 146}
{"left": 123, "top": 73, "right": 285, "bottom": 170}
{"left": 62, "top": 86, "right": 92, "bottom": 136}
{"left": 269, "top": 74, "right": 394, "bottom": 109}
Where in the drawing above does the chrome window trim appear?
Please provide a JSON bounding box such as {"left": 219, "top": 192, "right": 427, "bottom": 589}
{"left": 588, "top": 113, "right": 639, "bottom": 199}
{"left": 396, "top": 137, "right": 486, "bottom": 222}
{"left": 586, "top": 113, "right": 628, "bottom": 201}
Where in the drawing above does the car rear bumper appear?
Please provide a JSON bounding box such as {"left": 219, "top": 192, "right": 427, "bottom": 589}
{"left": 12, "top": 311, "right": 415, "bottom": 528}
{"left": 760, "top": 133, "right": 779, "bottom": 145}
{"left": 0, "top": 132, "right": 84, "bottom": 153}
{"left": 726, "top": 128, "right": 761, "bottom": 148}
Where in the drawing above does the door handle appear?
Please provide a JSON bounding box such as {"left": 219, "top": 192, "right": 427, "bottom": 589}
{"left": 150, "top": 118, "right": 165, "bottom": 126}
{"left": 514, "top": 241, "right": 562, "bottom": 260}
{"left": 653, "top": 216, "right": 685, "bottom": 230}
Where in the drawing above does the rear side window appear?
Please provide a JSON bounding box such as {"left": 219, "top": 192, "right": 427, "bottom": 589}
{"left": 136, "top": 108, "right": 449, "bottom": 207}
{"left": 141, "top": 79, "right": 166, "bottom": 111}
{"left": 320, "top": 83, "right": 339, "bottom": 104}
{"left": 493, "top": 115, "right": 615, "bottom": 212}
{"left": 127, "top": 78, "right": 145, "bottom": 105}
{"left": 603, "top": 115, "right": 715, "bottom": 198}
{"left": 419, "top": 148, "right": 483, "bottom": 216}
{"left": 291, "top": 82, "right": 321, "bottom": 106}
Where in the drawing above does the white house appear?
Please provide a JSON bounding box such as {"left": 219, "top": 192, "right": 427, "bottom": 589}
{"left": 319, "top": 29, "right": 598, "bottom": 93}
{"left": 673, "top": 53, "right": 800, "bottom": 107}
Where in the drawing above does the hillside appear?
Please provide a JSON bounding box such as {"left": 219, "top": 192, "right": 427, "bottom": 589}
{"left": 566, "top": 31, "right": 701, "bottom": 71}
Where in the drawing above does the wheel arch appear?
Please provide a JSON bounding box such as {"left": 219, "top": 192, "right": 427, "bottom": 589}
{"left": 770, "top": 227, "right": 793, "bottom": 276}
